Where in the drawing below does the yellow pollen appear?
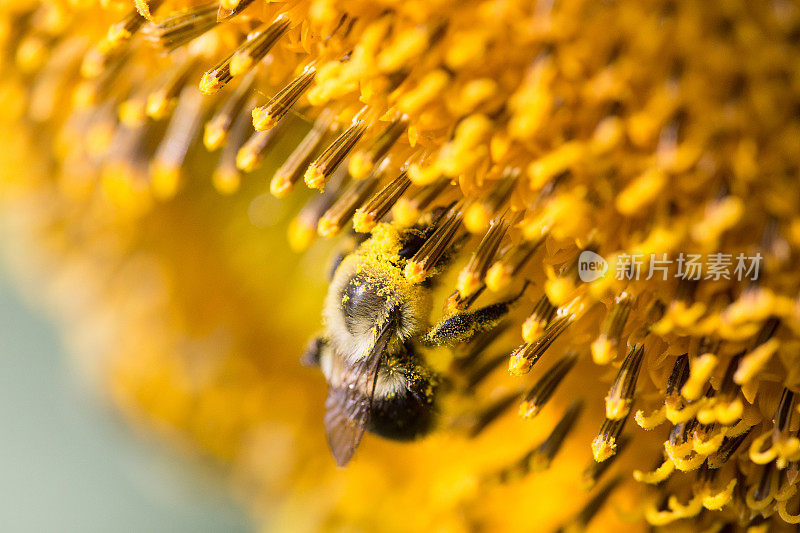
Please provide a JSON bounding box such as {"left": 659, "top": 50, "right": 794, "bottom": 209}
{"left": 403, "top": 261, "right": 426, "bottom": 284}
{"left": 150, "top": 160, "right": 181, "bottom": 200}
{"left": 212, "top": 168, "right": 241, "bottom": 195}
{"left": 287, "top": 218, "right": 316, "bottom": 253}
{"left": 591, "top": 435, "right": 616, "bottom": 463}
{"left": 633, "top": 458, "right": 674, "bottom": 484}
{"left": 347, "top": 152, "right": 373, "bottom": 180}
{"left": 615, "top": 168, "right": 668, "bottom": 216}
{"left": 199, "top": 73, "right": 222, "bottom": 95}
{"left": 681, "top": 354, "right": 717, "bottom": 401}
{"left": 303, "top": 165, "right": 327, "bottom": 190}
{"left": 701, "top": 478, "right": 737, "bottom": 511}
{"left": 252, "top": 108, "right": 276, "bottom": 132}
{"left": 203, "top": 123, "right": 227, "bottom": 151}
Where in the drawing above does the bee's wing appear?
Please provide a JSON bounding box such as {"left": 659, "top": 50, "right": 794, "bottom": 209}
{"left": 324, "top": 318, "right": 395, "bottom": 467}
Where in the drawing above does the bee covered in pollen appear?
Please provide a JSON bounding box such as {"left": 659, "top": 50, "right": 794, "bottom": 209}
{"left": 303, "top": 205, "right": 527, "bottom": 466}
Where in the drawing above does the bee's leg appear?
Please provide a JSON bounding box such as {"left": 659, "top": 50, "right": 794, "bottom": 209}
{"left": 424, "top": 283, "right": 529, "bottom": 346}
{"left": 300, "top": 336, "right": 328, "bottom": 367}
{"left": 424, "top": 301, "right": 510, "bottom": 346}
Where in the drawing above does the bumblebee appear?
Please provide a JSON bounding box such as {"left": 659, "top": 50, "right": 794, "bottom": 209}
{"left": 304, "top": 207, "right": 526, "bottom": 466}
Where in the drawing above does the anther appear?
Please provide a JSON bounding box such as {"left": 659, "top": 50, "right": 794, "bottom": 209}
{"left": 143, "top": 2, "right": 219, "bottom": 53}
{"left": 216, "top": 0, "right": 255, "bottom": 22}
{"left": 734, "top": 317, "right": 781, "bottom": 386}
{"left": 463, "top": 169, "right": 519, "bottom": 234}
{"left": 270, "top": 110, "right": 334, "bottom": 198}
{"left": 457, "top": 215, "right": 510, "bottom": 300}
{"left": 135, "top": 0, "right": 158, "bottom": 21}
{"left": 486, "top": 239, "right": 542, "bottom": 293}
{"left": 150, "top": 86, "right": 205, "bottom": 200}
{"left": 519, "top": 351, "right": 578, "bottom": 418}
{"left": 465, "top": 352, "right": 508, "bottom": 390}
{"left": 146, "top": 58, "right": 195, "bottom": 119}
{"left": 236, "top": 120, "right": 286, "bottom": 173}
{"left": 467, "top": 390, "right": 520, "bottom": 438}
{"left": 592, "top": 409, "right": 631, "bottom": 462}
{"left": 749, "top": 464, "right": 777, "bottom": 507}
{"left": 203, "top": 73, "right": 256, "bottom": 150}
{"left": 391, "top": 178, "right": 449, "bottom": 227}
{"left": 557, "top": 478, "right": 621, "bottom": 532}
{"left": 288, "top": 169, "right": 345, "bottom": 252}
{"left": 544, "top": 252, "right": 582, "bottom": 306}
{"left": 443, "top": 286, "right": 481, "bottom": 317}
{"left": 668, "top": 418, "right": 695, "bottom": 451}
{"left": 404, "top": 202, "right": 464, "bottom": 283}
{"left": 305, "top": 115, "right": 368, "bottom": 190}
{"left": 199, "top": 50, "right": 235, "bottom": 94}
{"left": 348, "top": 115, "right": 408, "bottom": 179}
{"left": 82, "top": 7, "right": 156, "bottom": 78}
{"left": 211, "top": 98, "right": 253, "bottom": 194}
{"left": 771, "top": 388, "right": 800, "bottom": 469}
{"left": 707, "top": 427, "right": 752, "bottom": 469}
{"left": 353, "top": 170, "right": 411, "bottom": 232}
{"left": 695, "top": 461, "right": 717, "bottom": 487}
{"left": 681, "top": 339, "right": 719, "bottom": 402}
{"left": 775, "top": 388, "right": 795, "bottom": 438}
{"left": 528, "top": 401, "right": 583, "bottom": 471}
{"left": 712, "top": 351, "right": 745, "bottom": 426}
{"left": 493, "top": 401, "right": 583, "bottom": 482}
{"left": 318, "top": 173, "right": 381, "bottom": 237}
{"left": 252, "top": 66, "right": 317, "bottom": 131}
{"left": 508, "top": 314, "right": 572, "bottom": 376}
{"left": 521, "top": 294, "right": 557, "bottom": 344}
{"left": 108, "top": 5, "right": 158, "bottom": 45}
{"left": 582, "top": 437, "right": 627, "bottom": 490}
{"left": 605, "top": 344, "right": 645, "bottom": 420}
{"left": 627, "top": 299, "right": 666, "bottom": 347}
{"left": 591, "top": 292, "right": 632, "bottom": 364}
{"left": 229, "top": 16, "right": 290, "bottom": 77}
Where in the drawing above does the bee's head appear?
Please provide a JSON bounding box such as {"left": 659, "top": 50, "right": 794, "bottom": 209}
{"left": 323, "top": 256, "right": 431, "bottom": 363}
{"left": 341, "top": 272, "right": 398, "bottom": 337}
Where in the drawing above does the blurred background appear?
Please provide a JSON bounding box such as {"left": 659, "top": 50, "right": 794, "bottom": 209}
{"left": 0, "top": 273, "right": 254, "bottom": 532}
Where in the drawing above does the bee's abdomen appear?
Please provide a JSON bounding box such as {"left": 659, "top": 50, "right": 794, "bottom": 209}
{"left": 368, "top": 359, "right": 437, "bottom": 441}
{"left": 368, "top": 387, "right": 436, "bottom": 440}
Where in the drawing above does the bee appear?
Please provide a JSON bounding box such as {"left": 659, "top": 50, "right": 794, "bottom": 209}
{"left": 303, "top": 207, "right": 525, "bottom": 466}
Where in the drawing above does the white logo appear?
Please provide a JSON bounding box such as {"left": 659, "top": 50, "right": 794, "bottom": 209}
{"left": 578, "top": 251, "right": 608, "bottom": 282}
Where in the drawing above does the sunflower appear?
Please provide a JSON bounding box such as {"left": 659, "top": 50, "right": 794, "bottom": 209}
{"left": 1, "top": 0, "right": 800, "bottom": 530}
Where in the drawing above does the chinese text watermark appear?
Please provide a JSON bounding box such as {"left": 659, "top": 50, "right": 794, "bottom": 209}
{"left": 578, "top": 252, "right": 762, "bottom": 283}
